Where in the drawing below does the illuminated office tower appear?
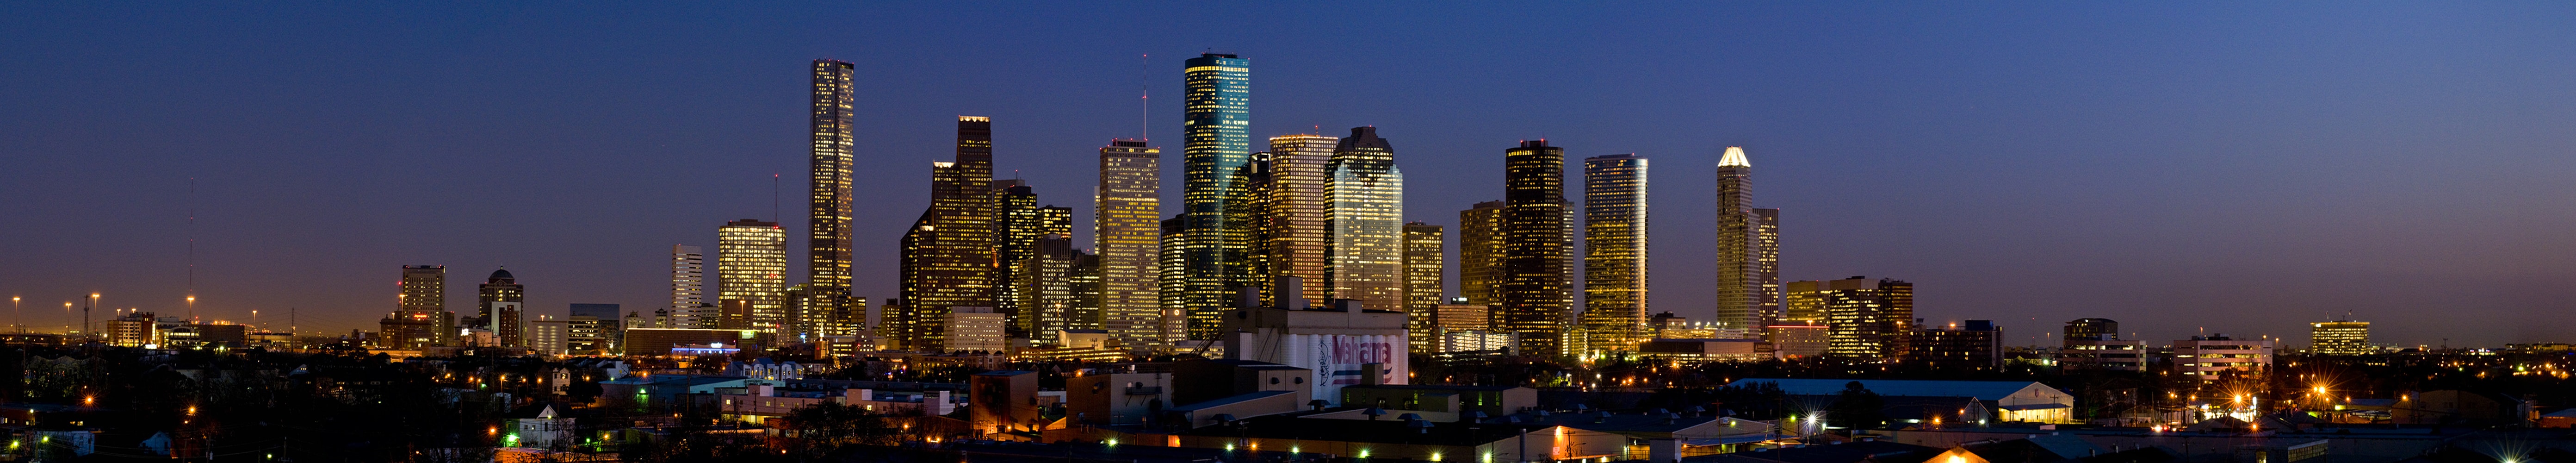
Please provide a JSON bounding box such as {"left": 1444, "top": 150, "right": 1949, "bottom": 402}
{"left": 2310, "top": 319, "right": 2372, "bottom": 355}
{"left": 1457, "top": 201, "right": 1505, "bottom": 308}
{"left": 1256, "top": 134, "right": 1336, "bottom": 306}
{"left": 401, "top": 265, "right": 446, "bottom": 314}
{"left": 1071, "top": 251, "right": 1103, "bottom": 332}
{"left": 1402, "top": 222, "right": 1445, "bottom": 351}
{"left": 1326, "top": 126, "right": 1404, "bottom": 315}
{"left": 1581, "top": 153, "right": 1649, "bottom": 354}
{"left": 1096, "top": 139, "right": 1163, "bottom": 348}
{"left": 1499, "top": 140, "right": 1573, "bottom": 357}
{"left": 717, "top": 219, "right": 787, "bottom": 332}
{"left": 384, "top": 265, "right": 453, "bottom": 349}
{"left": 1814, "top": 276, "right": 1913, "bottom": 360}
{"left": 806, "top": 59, "right": 858, "bottom": 336}
{"left": 992, "top": 182, "right": 1041, "bottom": 327}
{"left": 1715, "top": 146, "right": 1768, "bottom": 335}
{"left": 895, "top": 116, "right": 1000, "bottom": 351}
{"left": 670, "top": 244, "right": 706, "bottom": 329}
{"left": 2060, "top": 318, "right": 2146, "bottom": 371}
{"left": 1157, "top": 216, "right": 1191, "bottom": 345}
{"left": 1016, "top": 235, "right": 1079, "bottom": 344}
{"left": 1754, "top": 207, "right": 1779, "bottom": 326}
{"left": 1780, "top": 280, "right": 1827, "bottom": 326}
{"left": 1178, "top": 53, "right": 1252, "bottom": 341}
{"left": 478, "top": 268, "right": 525, "bottom": 347}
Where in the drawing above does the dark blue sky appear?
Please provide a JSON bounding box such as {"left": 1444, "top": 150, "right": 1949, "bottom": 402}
{"left": 5, "top": 2, "right": 2572, "bottom": 347}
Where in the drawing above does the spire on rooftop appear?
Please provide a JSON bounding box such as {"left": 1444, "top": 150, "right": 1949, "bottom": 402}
{"left": 1718, "top": 146, "right": 1750, "bottom": 167}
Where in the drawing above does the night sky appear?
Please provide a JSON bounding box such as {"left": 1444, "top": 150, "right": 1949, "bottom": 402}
{"left": 5, "top": 2, "right": 2573, "bottom": 347}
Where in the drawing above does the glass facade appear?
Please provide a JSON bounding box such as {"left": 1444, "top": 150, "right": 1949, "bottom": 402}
{"left": 1715, "top": 146, "right": 1769, "bottom": 334}
{"left": 1180, "top": 53, "right": 1251, "bottom": 341}
{"left": 1499, "top": 140, "right": 1573, "bottom": 357}
{"left": 806, "top": 59, "right": 856, "bottom": 325}
{"left": 1326, "top": 126, "right": 1404, "bottom": 316}
{"left": 1581, "top": 153, "right": 1648, "bottom": 355}
{"left": 1815, "top": 277, "right": 1913, "bottom": 360}
{"left": 895, "top": 117, "right": 1000, "bottom": 351}
{"left": 1255, "top": 134, "right": 1336, "bottom": 307}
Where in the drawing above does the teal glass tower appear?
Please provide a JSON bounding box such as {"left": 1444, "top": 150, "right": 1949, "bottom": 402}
{"left": 1180, "top": 53, "right": 1251, "bottom": 341}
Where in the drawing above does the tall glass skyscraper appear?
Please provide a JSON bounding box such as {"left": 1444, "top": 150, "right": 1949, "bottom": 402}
{"left": 1582, "top": 153, "right": 1649, "bottom": 354}
{"left": 805, "top": 59, "right": 857, "bottom": 336}
{"left": 1096, "top": 139, "right": 1163, "bottom": 348}
{"left": 1500, "top": 140, "right": 1573, "bottom": 357}
{"left": 1180, "top": 53, "right": 1251, "bottom": 341}
{"left": 1715, "top": 146, "right": 1774, "bottom": 335}
{"left": 895, "top": 117, "right": 997, "bottom": 351}
{"left": 1255, "top": 134, "right": 1336, "bottom": 307}
{"left": 1326, "top": 126, "right": 1404, "bottom": 315}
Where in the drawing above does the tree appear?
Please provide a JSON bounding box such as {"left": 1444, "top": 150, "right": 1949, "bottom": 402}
{"left": 782, "top": 402, "right": 898, "bottom": 450}
{"left": 1827, "top": 381, "right": 1887, "bottom": 431}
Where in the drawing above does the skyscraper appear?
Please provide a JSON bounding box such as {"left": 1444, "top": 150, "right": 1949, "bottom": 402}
{"left": 1016, "top": 234, "right": 1080, "bottom": 344}
{"left": 670, "top": 244, "right": 706, "bottom": 329}
{"left": 1457, "top": 201, "right": 1505, "bottom": 309}
{"left": 1499, "top": 140, "right": 1573, "bottom": 357}
{"left": 1326, "top": 126, "right": 1405, "bottom": 317}
{"left": 1812, "top": 276, "right": 1913, "bottom": 360}
{"left": 1157, "top": 216, "right": 1191, "bottom": 346}
{"left": 1402, "top": 222, "right": 1445, "bottom": 352}
{"left": 1178, "top": 53, "right": 1252, "bottom": 342}
{"left": 1582, "top": 153, "right": 1649, "bottom": 354}
{"left": 1255, "top": 134, "right": 1336, "bottom": 307}
{"left": 993, "top": 182, "right": 1042, "bottom": 328}
{"left": 400, "top": 265, "right": 445, "bottom": 315}
{"left": 717, "top": 219, "right": 786, "bottom": 332}
{"left": 1096, "top": 138, "right": 1162, "bottom": 349}
{"left": 1715, "top": 146, "right": 1766, "bottom": 335}
{"left": 1754, "top": 207, "right": 1780, "bottom": 326}
{"left": 478, "top": 268, "right": 524, "bottom": 347}
{"left": 2310, "top": 319, "right": 2372, "bottom": 355}
{"left": 1780, "top": 280, "right": 1827, "bottom": 326}
{"left": 895, "top": 116, "right": 999, "bottom": 351}
{"left": 806, "top": 59, "right": 858, "bottom": 338}
{"left": 384, "top": 265, "right": 453, "bottom": 349}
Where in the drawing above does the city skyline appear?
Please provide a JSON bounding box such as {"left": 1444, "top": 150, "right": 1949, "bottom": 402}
{"left": 6, "top": 3, "right": 2576, "bottom": 347}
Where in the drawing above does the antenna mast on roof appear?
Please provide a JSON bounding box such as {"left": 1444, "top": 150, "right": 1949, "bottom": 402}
{"left": 1141, "top": 53, "right": 1150, "bottom": 141}
{"left": 187, "top": 177, "right": 197, "bottom": 323}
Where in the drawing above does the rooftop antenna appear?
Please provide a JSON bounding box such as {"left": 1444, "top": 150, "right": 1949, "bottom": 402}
{"left": 771, "top": 173, "right": 780, "bottom": 223}
{"left": 1140, "top": 53, "right": 1150, "bottom": 141}
{"left": 186, "top": 177, "right": 197, "bottom": 323}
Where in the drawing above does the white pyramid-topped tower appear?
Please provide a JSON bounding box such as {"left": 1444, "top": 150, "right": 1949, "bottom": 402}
{"left": 1718, "top": 146, "right": 1751, "bottom": 167}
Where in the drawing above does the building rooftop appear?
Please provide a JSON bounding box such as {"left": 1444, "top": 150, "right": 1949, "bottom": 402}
{"left": 1684, "top": 439, "right": 1937, "bottom": 463}
{"left": 1729, "top": 378, "right": 2056, "bottom": 400}
{"left": 1177, "top": 413, "right": 1544, "bottom": 446}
